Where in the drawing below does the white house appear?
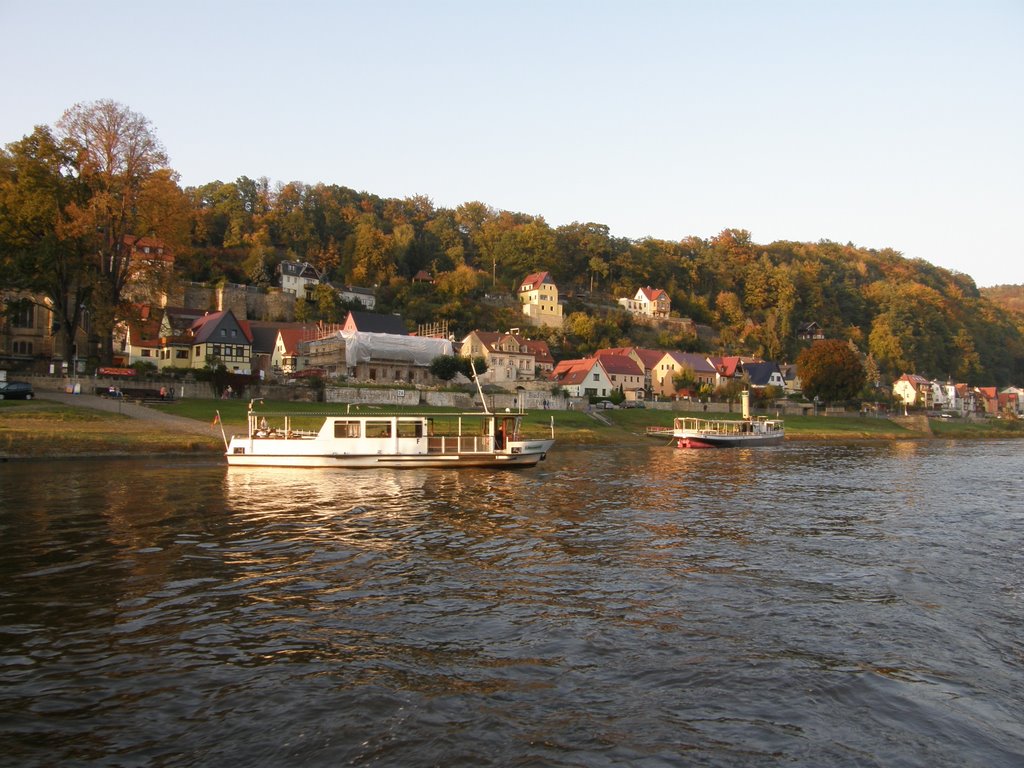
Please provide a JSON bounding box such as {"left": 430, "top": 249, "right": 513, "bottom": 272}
{"left": 279, "top": 261, "right": 323, "bottom": 300}
{"left": 618, "top": 286, "right": 670, "bottom": 318}
{"left": 893, "top": 373, "right": 934, "bottom": 408}
{"left": 550, "top": 358, "right": 613, "bottom": 398}
{"left": 337, "top": 284, "right": 376, "bottom": 310}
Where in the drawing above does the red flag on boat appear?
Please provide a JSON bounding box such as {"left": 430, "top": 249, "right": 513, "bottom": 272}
{"left": 211, "top": 412, "right": 220, "bottom": 427}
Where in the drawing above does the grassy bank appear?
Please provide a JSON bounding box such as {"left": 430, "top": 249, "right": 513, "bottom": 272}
{"left": 2, "top": 398, "right": 1021, "bottom": 459}
{"left": 0, "top": 401, "right": 223, "bottom": 458}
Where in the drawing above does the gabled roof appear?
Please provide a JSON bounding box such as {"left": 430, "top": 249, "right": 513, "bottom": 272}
{"left": 466, "top": 330, "right": 502, "bottom": 350}
{"left": 595, "top": 346, "right": 665, "bottom": 371}
{"left": 597, "top": 354, "right": 644, "bottom": 377}
{"left": 277, "top": 328, "right": 307, "bottom": 355}
{"left": 338, "top": 284, "right": 375, "bottom": 296}
{"left": 466, "top": 330, "right": 554, "bottom": 367}
{"left": 248, "top": 324, "right": 282, "bottom": 355}
{"left": 247, "top": 321, "right": 320, "bottom": 355}
{"left": 520, "top": 271, "right": 553, "bottom": 291}
{"left": 279, "top": 260, "right": 321, "bottom": 279}
{"left": 897, "top": 373, "right": 932, "bottom": 388}
{"left": 522, "top": 339, "right": 554, "bottom": 366}
{"left": 639, "top": 286, "right": 667, "bottom": 302}
{"left": 189, "top": 309, "right": 253, "bottom": 344}
{"left": 664, "top": 351, "right": 717, "bottom": 374}
{"left": 345, "top": 311, "right": 407, "bottom": 335}
{"left": 124, "top": 235, "right": 173, "bottom": 261}
{"left": 551, "top": 358, "right": 601, "bottom": 386}
{"left": 742, "top": 361, "right": 782, "bottom": 387}
{"left": 163, "top": 307, "right": 207, "bottom": 336}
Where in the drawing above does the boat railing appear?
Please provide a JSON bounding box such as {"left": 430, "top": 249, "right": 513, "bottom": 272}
{"left": 428, "top": 435, "right": 494, "bottom": 454}
{"left": 672, "top": 416, "right": 784, "bottom": 435}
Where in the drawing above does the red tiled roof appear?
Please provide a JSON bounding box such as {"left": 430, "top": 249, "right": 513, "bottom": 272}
{"left": 520, "top": 271, "right": 551, "bottom": 290}
{"left": 640, "top": 286, "right": 666, "bottom": 302}
{"left": 597, "top": 354, "right": 643, "bottom": 376}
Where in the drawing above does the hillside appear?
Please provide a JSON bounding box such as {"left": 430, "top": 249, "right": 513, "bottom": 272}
{"left": 173, "top": 180, "right": 1024, "bottom": 385}
{"left": 981, "top": 285, "right": 1024, "bottom": 318}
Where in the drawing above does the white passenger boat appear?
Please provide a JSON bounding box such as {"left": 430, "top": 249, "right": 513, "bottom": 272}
{"left": 672, "top": 414, "right": 785, "bottom": 448}
{"left": 670, "top": 390, "right": 784, "bottom": 449}
{"left": 223, "top": 404, "right": 555, "bottom": 468}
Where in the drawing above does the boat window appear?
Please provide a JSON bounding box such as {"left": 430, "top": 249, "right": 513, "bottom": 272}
{"left": 366, "top": 420, "right": 392, "bottom": 438}
{"left": 333, "top": 420, "right": 361, "bottom": 438}
{"left": 396, "top": 421, "right": 423, "bottom": 438}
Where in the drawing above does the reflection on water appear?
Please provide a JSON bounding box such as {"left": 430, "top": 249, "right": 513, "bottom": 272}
{"left": 2, "top": 442, "right": 1023, "bottom": 767}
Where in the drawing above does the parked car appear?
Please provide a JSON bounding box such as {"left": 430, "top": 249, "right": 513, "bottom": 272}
{"left": 0, "top": 381, "right": 34, "bottom": 400}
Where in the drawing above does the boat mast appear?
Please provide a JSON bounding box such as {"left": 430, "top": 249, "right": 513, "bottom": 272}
{"left": 471, "top": 359, "right": 490, "bottom": 414}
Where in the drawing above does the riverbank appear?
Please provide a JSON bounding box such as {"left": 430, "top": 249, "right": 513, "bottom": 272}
{"left": 1, "top": 395, "right": 1021, "bottom": 460}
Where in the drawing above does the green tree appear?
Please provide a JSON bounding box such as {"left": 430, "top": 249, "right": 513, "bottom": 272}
{"left": 312, "top": 283, "right": 342, "bottom": 322}
{"left": 429, "top": 354, "right": 463, "bottom": 381}
{"left": 797, "top": 339, "right": 866, "bottom": 403}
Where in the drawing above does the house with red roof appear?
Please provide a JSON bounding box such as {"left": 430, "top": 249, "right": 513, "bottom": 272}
{"left": 595, "top": 354, "right": 645, "bottom": 400}
{"left": 550, "top": 358, "right": 612, "bottom": 399}
{"left": 518, "top": 271, "right": 563, "bottom": 329}
{"left": 121, "top": 304, "right": 206, "bottom": 370}
{"left": 997, "top": 388, "right": 1020, "bottom": 416}
{"left": 974, "top": 386, "right": 999, "bottom": 416}
{"left": 618, "top": 286, "right": 670, "bottom": 319}
{"left": 1000, "top": 386, "right": 1023, "bottom": 416}
{"left": 460, "top": 329, "right": 554, "bottom": 383}
{"left": 187, "top": 309, "right": 253, "bottom": 374}
{"left": 594, "top": 347, "right": 664, "bottom": 395}
{"left": 893, "top": 373, "right": 934, "bottom": 409}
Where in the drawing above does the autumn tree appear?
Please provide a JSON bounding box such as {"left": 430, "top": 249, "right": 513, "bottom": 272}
{"left": 797, "top": 339, "right": 867, "bottom": 403}
{"left": 56, "top": 100, "right": 171, "bottom": 363}
{"left": 0, "top": 127, "right": 93, "bottom": 363}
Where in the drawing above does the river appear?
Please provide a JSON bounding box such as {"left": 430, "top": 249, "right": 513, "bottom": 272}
{"left": 1, "top": 439, "right": 1022, "bottom": 767}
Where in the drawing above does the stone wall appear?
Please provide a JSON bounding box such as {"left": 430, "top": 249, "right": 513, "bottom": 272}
{"left": 181, "top": 284, "right": 295, "bottom": 321}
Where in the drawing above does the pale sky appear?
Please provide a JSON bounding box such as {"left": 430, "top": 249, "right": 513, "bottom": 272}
{"left": 2, "top": 0, "right": 1022, "bottom": 287}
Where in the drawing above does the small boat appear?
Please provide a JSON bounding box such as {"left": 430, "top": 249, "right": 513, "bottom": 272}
{"left": 670, "top": 391, "right": 784, "bottom": 449}
{"left": 223, "top": 403, "right": 554, "bottom": 468}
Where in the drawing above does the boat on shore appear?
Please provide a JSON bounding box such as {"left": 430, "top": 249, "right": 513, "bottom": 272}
{"left": 650, "top": 390, "right": 785, "bottom": 449}
{"left": 223, "top": 404, "right": 555, "bottom": 468}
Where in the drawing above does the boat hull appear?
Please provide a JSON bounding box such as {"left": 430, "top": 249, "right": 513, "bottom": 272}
{"left": 676, "top": 433, "right": 785, "bottom": 449}
{"left": 225, "top": 439, "right": 554, "bottom": 469}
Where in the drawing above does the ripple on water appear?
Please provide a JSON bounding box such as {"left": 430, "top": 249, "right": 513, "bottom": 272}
{"left": 1, "top": 444, "right": 1022, "bottom": 766}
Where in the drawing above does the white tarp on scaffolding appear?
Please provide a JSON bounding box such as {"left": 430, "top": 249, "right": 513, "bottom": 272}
{"left": 341, "top": 331, "right": 453, "bottom": 365}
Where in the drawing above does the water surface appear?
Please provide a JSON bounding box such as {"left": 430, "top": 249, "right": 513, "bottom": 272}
{"left": 2, "top": 440, "right": 1022, "bottom": 766}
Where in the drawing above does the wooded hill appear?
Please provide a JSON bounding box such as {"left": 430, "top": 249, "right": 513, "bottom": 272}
{"left": 179, "top": 177, "right": 1024, "bottom": 385}
{"left": 2, "top": 99, "right": 1021, "bottom": 385}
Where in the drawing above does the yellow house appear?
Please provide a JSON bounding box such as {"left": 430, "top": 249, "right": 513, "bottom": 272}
{"left": 518, "top": 271, "right": 564, "bottom": 329}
